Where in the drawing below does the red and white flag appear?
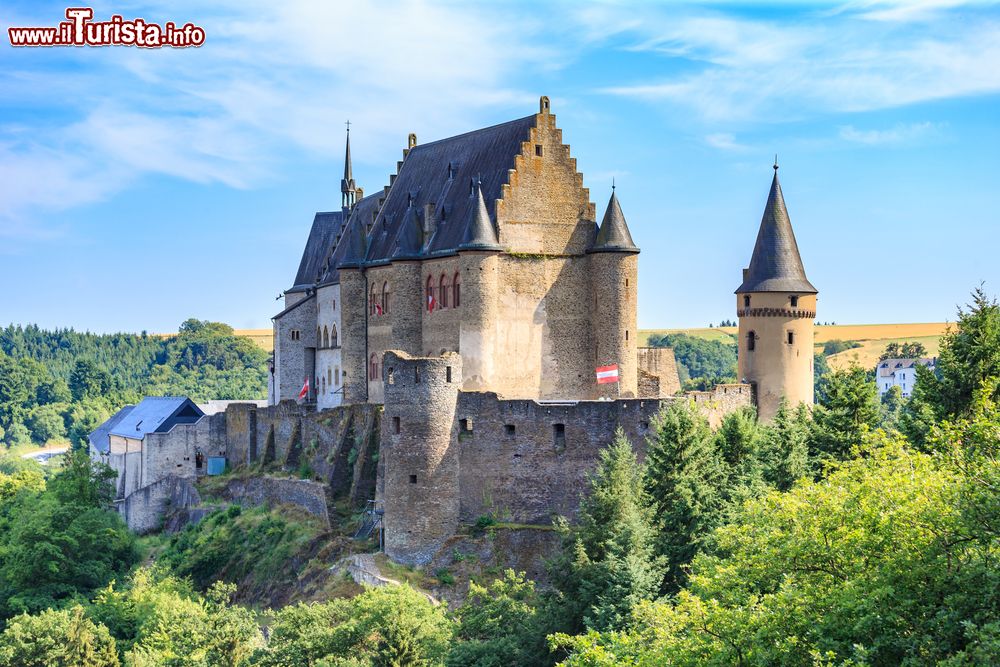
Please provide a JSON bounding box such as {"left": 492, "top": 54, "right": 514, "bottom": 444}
{"left": 595, "top": 364, "right": 619, "bottom": 384}
{"left": 427, "top": 294, "right": 437, "bottom": 312}
{"left": 297, "top": 378, "right": 310, "bottom": 400}
{"left": 374, "top": 302, "right": 384, "bottom": 316}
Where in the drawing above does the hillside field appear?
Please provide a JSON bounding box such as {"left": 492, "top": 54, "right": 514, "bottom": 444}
{"left": 639, "top": 322, "right": 950, "bottom": 371}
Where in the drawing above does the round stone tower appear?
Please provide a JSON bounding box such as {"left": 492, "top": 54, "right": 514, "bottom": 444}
{"left": 736, "top": 163, "right": 817, "bottom": 421}
{"left": 381, "top": 350, "right": 462, "bottom": 565}
{"left": 589, "top": 188, "right": 640, "bottom": 398}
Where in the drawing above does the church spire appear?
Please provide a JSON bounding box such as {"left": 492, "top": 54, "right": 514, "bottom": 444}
{"left": 341, "top": 121, "right": 357, "bottom": 211}
{"left": 735, "top": 164, "right": 816, "bottom": 294}
{"left": 590, "top": 188, "right": 639, "bottom": 253}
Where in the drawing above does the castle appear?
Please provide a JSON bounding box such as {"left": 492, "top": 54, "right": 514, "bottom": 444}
{"left": 93, "top": 98, "right": 817, "bottom": 566}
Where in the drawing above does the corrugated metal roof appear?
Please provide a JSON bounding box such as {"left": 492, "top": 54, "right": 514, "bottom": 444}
{"left": 88, "top": 406, "right": 134, "bottom": 454}
{"left": 108, "top": 397, "right": 203, "bottom": 439}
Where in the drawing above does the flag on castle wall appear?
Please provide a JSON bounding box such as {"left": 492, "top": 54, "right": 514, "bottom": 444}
{"left": 595, "top": 364, "right": 619, "bottom": 384}
{"left": 298, "top": 378, "right": 309, "bottom": 400}
{"left": 428, "top": 294, "right": 437, "bottom": 312}
{"left": 374, "top": 302, "right": 384, "bottom": 316}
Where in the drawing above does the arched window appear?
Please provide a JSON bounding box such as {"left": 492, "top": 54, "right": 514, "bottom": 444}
{"left": 321, "top": 376, "right": 326, "bottom": 394}
{"left": 316, "top": 326, "right": 321, "bottom": 344}
{"left": 426, "top": 275, "right": 434, "bottom": 312}
{"left": 369, "top": 354, "right": 379, "bottom": 380}
{"left": 331, "top": 324, "right": 338, "bottom": 347}
{"left": 453, "top": 272, "right": 461, "bottom": 308}
{"left": 370, "top": 285, "right": 378, "bottom": 315}
{"left": 334, "top": 366, "right": 340, "bottom": 386}
{"left": 322, "top": 325, "right": 329, "bottom": 348}
{"left": 439, "top": 275, "right": 449, "bottom": 308}
{"left": 382, "top": 281, "right": 390, "bottom": 315}
{"left": 747, "top": 331, "right": 756, "bottom": 351}
{"left": 327, "top": 368, "right": 332, "bottom": 386}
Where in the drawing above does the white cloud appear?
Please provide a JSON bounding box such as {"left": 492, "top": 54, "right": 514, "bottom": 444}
{"left": 838, "top": 121, "right": 941, "bottom": 145}
{"left": 705, "top": 132, "right": 749, "bottom": 151}
{"left": 0, "top": 0, "right": 553, "bottom": 236}
{"left": 590, "top": 6, "right": 1000, "bottom": 121}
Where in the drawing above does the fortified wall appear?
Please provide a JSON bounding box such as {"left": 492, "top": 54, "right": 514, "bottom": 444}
{"left": 378, "top": 351, "right": 751, "bottom": 565}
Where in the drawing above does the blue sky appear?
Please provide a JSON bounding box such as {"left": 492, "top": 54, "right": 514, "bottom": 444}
{"left": 1, "top": 0, "right": 998, "bottom": 333}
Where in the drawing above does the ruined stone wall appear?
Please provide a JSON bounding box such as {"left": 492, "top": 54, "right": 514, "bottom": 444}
{"left": 455, "top": 393, "right": 662, "bottom": 525}
{"left": 638, "top": 347, "right": 681, "bottom": 396}
{"left": 216, "top": 476, "right": 330, "bottom": 527}
{"left": 121, "top": 475, "right": 201, "bottom": 535}
{"left": 143, "top": 415, "right": 225, "bottom": 486}
{"left": 686, "top": 383, "right": 754, "bottom": 428}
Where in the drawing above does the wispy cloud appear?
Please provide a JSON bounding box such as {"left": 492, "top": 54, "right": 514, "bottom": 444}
{"left": 839, "top": 121, "right": 942, "bottom": 145}
{"left": 705, "top": 132, "right": 750, "bottom": 151}
{"left": 590, "top": 5, "right": 1000, "bottom": 121}
{"left": 0, "top": 0, "right": 553, "bottom": 237}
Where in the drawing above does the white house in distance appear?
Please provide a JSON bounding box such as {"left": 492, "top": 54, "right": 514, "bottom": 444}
{"left": 876, "top": 358, "right": 936, "bottom": 398}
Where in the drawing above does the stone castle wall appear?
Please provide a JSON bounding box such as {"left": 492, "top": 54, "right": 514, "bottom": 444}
{"left": 637, "top": 347, "right": 681, "bottom": 396}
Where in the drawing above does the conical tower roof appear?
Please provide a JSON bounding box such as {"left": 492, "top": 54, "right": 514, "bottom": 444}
{"left": 459, "top": 182, "right": 501, "bottom": 251}
{"left": 590, "top": 189, "right": 639, "bottom": 253}
{"left": 392, "top": 204, "right": 424, "bottom": 260}
{"left": 735, "top": 167, "right": 816, "bottom": 294}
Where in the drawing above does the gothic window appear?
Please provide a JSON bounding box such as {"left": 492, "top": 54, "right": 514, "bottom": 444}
{"left": 426, "top": 275, "right": 434, "bottom": 312}
{"left": 382, "top": 281, "right": 390, "bottom": 315}
{"left": 334, "top": 367, "right": 340, "bottom": 385}
{"left": 317, "top": 326, "right": 322, "bottom": 345}
{"left": 439, "top": 275, "right": 449, "bottom": 308}
{"left": 370, "top": 284, "right": 378, "bottom": 316}
{"left": 327, "top": 368, "right": 332, "bottom": 386}
{"left": 323, "top": 325, "right": 329, "bottom": 348}
{"left": 369, "top": 354, "right": 379, "bottom": 381}
{"left": 331, "top": 324, "right": 338, "bottom": 347}
{"left": 290, "top": 329, "right": 300, "bottom": 341}
{"left": 321, "top": 376, "right": 326, "bottom": 394}
{"left": 453, "top": 272, "right": 461, "bottom": 308}
{"left": 747, "top": 331, "right": 756, "bottom": 351}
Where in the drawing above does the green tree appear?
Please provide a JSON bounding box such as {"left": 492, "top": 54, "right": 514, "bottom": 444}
{"left": 644, "top": 402, "right": 724, "bottom": 593}
{"left": 69, "top": 359, "right": 113, "bottom": 402}
{"left": 553, "top": 429, "right": 663, "bottom": 633}
{"left": 880, "top": 384, "right": 905, "bottom": 429}
{"left": 757, "top": 399, "right": 811, "bottom": 491}
{"left": 0, "top": 606, "right": 118, "bottom": 667}
{"left": 646, "top": 333, "right": 737, "bottom": 390}
{"left": 26, "top": 403, "right": 67, "bottom": 444}
{"left": 810, "top": 366, "right": 880, "bottom": 467}
{"left": 900, "top": 341, "right": 928, "bottom": 358}
{"left": 448, "top": 570, "right": 551, "bottom": 667}
{"left": 249, "top": 584, "right": 452, "bottom": 667}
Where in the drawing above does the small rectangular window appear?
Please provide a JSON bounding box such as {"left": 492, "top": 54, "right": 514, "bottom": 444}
{"left": 787, "top": 331, "right": 794, "bottom": 345}
{"left": 460, "top": 418, "right": 473, "bottom": 433}
{"left": 790, "top": 295, "right": 799, "bottom": 307}
{"left": 414, "top": 367, "right": 421, "bottom": 384}
{"left": 446, "top": 366, "right": 452, "bottom": 383}
{"left": 743, "top": 295, "right": 751, "bottom": 308}
{"left": 625, "top": 330, "right": 629, "bottom": 341}
{"left": 535, "top": 144, "right": 543, "bottom": 157}
{"left": 409, "top": 474, "right": 417, "bottom": 484}
{"left": 553, "top": 423, "right": 566, "bottom": 451}
{"left": 393, "top": 416, "right": 400, "bottom": 434}
{"left": 505, "top": 424, "right": 515, "bottom": 437}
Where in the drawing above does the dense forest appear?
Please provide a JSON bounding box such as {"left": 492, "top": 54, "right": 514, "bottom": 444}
{"left": 0, "top": 288, "right": 997, "bottom": 665}
{"left": 0, "top": 319, "right": 268, "bottom": 449}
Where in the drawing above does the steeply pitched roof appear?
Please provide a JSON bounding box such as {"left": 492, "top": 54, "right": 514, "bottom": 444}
{"left": 736, "top": 169, "right": 817, "bottom": 294}
{"left": 363, "top": 115, "right": 536, "bottom": 264}
{"left": 393, "top": 204, "right": 425, "bottom": 260}
{"left": 288, "top": 211, "right": 346, "bottom": 293}
{"left": 108, "top": 397, "right": 204, "bottom": 439}
{"left": 458, "top": 182, "right": 501, "bottom": 250}
{"left": 89, "top": 406, "right": 134, "bottom": 454}
{"left": 319, "top": 191, "right": 381, "bottom": 282}
{"left": 590, "top": 190, "right": 638, "bottom": 253}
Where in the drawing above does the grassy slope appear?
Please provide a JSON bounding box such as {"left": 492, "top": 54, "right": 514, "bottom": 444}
{"left": 640, "top": 323, "right": 949, "bottom": 371}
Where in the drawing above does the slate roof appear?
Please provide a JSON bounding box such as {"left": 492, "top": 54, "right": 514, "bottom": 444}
{"left": 288, "top": 211, "right": 346, "bottom": 293}
{"left": 88, "top": 406, "right": 133, "bottom": 454}
{"left": 459, "top": 182, "right": 502, "bottom": 250}
{"left": 736, "top": 169, "right": 817, "bottom": 294}
{"left": 108, "top": 397, "right": 204, "bottom": 440}
{"left": 318, "top": 192, "right": 382, "bottom": 283}
{"left": 362, "top": 115, "right": 536, "bottom": 265}
{"left": 590, "top": 190, "right": 638, "bottom": 253}
{"left": 877, "top": 358, "right": 936, "bottom": 377}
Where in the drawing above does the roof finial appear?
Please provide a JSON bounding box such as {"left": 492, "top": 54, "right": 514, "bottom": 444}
{"left": 773, "top": 154, "right": 779, "bottom": 171}
{"left": 612, "top": 177, "right": 616, "bottom": 191}
{"left": 345, "top": 119, "right": 351, "bottom": 133}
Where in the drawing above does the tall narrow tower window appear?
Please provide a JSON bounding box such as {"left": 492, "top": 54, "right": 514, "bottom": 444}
{"left": 747, "top": 331, "right": 756, "bottom": 351}
{"left": 790, "top": 295, "right": 799, "bottom": 308}
{"left": 787, "top": 331, "right": 795, "bottom": 345}
{"left": 743, "top": 295, "right": 751, "bottom": 308}
{"left": 439, "top": 275, "right": 449, "bottom": 308}
{"left": 453, "top": 272, "right": 461, "bottom": 308}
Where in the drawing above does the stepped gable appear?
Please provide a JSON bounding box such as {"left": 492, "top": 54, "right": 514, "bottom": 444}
{"left": 364, "top": 115, "right": 536, "bottom": 265}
